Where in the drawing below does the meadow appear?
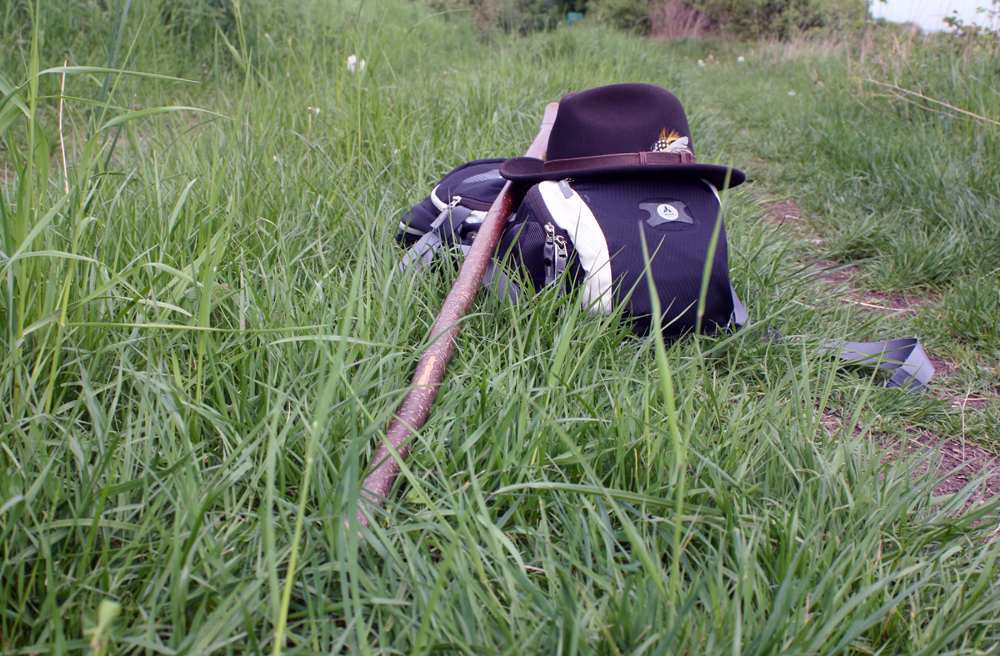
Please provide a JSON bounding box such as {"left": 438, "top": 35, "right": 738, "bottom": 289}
{"left": 2, "top": 0, "right": 999, "bottom": 653}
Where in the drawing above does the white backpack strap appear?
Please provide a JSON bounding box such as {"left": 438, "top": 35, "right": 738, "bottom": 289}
{"left": 536, "top": 180, "right": 614, "bottom": 316}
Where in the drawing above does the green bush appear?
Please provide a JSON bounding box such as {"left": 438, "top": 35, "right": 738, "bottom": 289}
{"left": 428, "top": 0, "right": 568, "bottom": 34}
{"left": 578, "top": 0, "right": 867, "bottom": 38}
{"left": 588, "top": 0, "right": 653, "bottom": 33}
{"left": 693, "top": 0, "right": 866, "bottom": 38}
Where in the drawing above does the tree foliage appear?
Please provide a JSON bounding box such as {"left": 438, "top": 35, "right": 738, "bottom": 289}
{"left": 435, "top": 0, "right": 868, "bottom": 37}
{"left": 587, "top": 0, "right": 867, "bottom": 37}
{"left": 693, "top": 0, "right": 866, "bottom": 37}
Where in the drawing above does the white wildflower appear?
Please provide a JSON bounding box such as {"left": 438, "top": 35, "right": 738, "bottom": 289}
{"left": 347, "top": 54, "right": 366, "bottom": 73}
{"left": 737, "top": 56, "right": 745, "bottom": 63}
{"left": 697, "top": 59, "right": 705, "bottom": 67}
{"left": 788, "top": 90, "right": 796, "bottom": 96}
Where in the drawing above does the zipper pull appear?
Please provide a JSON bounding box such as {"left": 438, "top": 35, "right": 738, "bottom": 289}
{"left": 554, "top": 234, "right": 568, "bottom": 260}
{"left": 558, "top": 179, "right": 574, "bottom": 199}
{"left": 553, "top": 234, "right": 568, "bottom": 281}
{"left": 431, "top": 195, "right": 464, "bottom": 229}
{"left": 543, "top": 223, "right": 558, "bottom": 287}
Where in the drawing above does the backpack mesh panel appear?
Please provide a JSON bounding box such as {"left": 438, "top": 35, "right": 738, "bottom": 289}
{"left": 499, "top": 204, "right": 549, "bottom": 292}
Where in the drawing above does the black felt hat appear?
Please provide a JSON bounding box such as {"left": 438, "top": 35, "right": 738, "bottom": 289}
{"left": 501, "top": 83, "right": 744, "bottom": 189}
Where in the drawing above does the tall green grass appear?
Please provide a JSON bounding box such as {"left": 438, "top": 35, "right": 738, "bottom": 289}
{"left": 693, "top": 32, "right": 1000, "bottom": 377}
{"left": 707, "top": 33, "right": 1000, "bottom": 304}
{"left": 1, "top": 1, "right": 998, "bottom": 653}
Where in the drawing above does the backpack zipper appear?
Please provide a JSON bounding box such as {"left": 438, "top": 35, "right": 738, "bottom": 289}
{"left": 543, "top": 223, "right": 555, "bottom": 285}
{"left": 543, "top": 222, "right": 568, "bottom": 287}
{"left": 554, "top": 233, "right": 568, "bottom": 280}
{"left": 430, "top": 195, "right": 463, "bottom": 230}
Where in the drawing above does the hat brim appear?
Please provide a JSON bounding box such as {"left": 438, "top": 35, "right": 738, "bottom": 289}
{"left": 500, "top": 156, "right": 746, "bottom": 189}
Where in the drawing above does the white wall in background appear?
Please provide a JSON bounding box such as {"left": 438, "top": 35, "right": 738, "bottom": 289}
{"left": 871, "top": 0, "right": 996, "bottom": 32}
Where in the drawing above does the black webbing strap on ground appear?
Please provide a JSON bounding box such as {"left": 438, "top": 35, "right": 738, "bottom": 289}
{"left": 729, "top": 286, "right": 934, "bottom": 393}
{"left": 816, "top": 338, "right": 935, "bottom": 392}
{"left": 730, "top": 285, "right": 749, "bottom": 327}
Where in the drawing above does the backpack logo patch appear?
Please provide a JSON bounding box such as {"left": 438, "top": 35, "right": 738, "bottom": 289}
{"left": 640, "top": 201, "right": 693, "bottom": 227}
{"left": 657, "top": 204, "right": 679, "bottom": 221}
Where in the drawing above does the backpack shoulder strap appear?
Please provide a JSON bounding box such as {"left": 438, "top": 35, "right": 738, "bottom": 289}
{"left": 731, "top": 287, "right": 934, "bottom": 392}
{"left": 397, "top": 205, "right": 473, "bottom": 277}
{"left": 819, "top": 337, "right": 935, "bottom": 392}
{"left": 397, "top": 203, "right": 522, "bottom": 304}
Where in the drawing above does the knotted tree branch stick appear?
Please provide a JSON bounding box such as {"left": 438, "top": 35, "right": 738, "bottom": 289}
{"left": 355, "top": 102, "right": 559, "bottom": 528}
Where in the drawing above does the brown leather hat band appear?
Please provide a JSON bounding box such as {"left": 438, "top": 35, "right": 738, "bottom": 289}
{"left": 541, "top": 150, "right": 697, "bottom": 174}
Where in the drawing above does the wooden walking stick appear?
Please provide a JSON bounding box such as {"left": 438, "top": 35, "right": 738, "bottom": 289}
{"left": 355, "top": 102, "right": 559, "bottom": 528}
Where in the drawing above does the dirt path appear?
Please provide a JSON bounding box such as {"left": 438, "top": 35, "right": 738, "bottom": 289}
{"left": 761, "top": 196, "right": 1000, "bottom": 507}
{"left": 882, "top": 430, "right": 1000, "bottom": 503}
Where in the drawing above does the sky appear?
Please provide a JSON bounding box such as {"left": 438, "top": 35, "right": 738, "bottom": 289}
{"left": 871, "top": 0, "right": 998, "bottom": 32}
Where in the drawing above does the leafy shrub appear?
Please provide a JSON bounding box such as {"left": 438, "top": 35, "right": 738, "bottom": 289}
{"left": 588, "top": 0, "right": 653, "bottom": 33}
{"left": 576, "top": 0, "right": 866, "bottom": 38}
{"left": 692, "top": 0, "right": 847, "bottom": 38}
{"left": 943, "top": 0, "right": 1000, "bottom": 40}
{"left": 426, "top": 0, "right": 864, "bottom": 37}
{"left": 428, "top": 0, "right": 567, "bottom": 34}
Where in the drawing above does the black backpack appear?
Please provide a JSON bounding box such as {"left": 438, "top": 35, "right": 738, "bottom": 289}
{"left": 395, "top": 158, "right": 935, "bottom": 392}
{"left": 498, "top": 175, "right": 740, "bottom": 336}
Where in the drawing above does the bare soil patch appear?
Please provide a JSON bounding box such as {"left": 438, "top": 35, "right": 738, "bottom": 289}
{"left": 808, "top": 261, "right": 939, "bottom": 315}
{"left": 770, "top": 195, "right": 1000, "bottom": 509}
{"left": 949, "top": 386, "right": 996, "bottom": 411}
{"left": 823, "top": 411, "right": 1000, "bottom": 507}
{"left": 759, "top": 196, "right": 940, "bottom": 315}
{"left": 876, "top": 429, "right": 1000, "bottom": 504}
{"left": 760, "top": 197, "right": 811, "bottom": 230}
